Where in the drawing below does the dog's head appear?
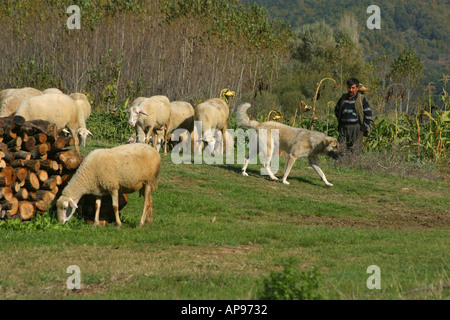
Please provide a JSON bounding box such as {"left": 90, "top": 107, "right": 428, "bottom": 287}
{"left": 324, "top": 137, "right": 341, "bottom": 159}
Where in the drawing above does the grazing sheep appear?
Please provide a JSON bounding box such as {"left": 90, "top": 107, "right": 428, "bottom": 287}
{"left": 167, "top": 101, "right": 195, "bottom": 134}
{"left": 70, "top": 92, "right": 93, "bottom": 147}
{"left": 56, "top": 143, "right": 161, "bottom": 228}
{"left": 161, "top": 100, "right": 194, "bottom": 152}
{"left": 14, "top": 93, "right": 83, "bottom": 150}
{"left": 194, "top": 98, "right": 230, "bottom": 155}
{"left": 0, "top": 87, "right": 43, "bottom": 117}
{"left": 124, "top": 95, "right": 171, "bottom": 153}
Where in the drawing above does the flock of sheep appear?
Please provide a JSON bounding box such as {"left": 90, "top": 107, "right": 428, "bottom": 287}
{"left": 0, "top": 87, "right": 236, "bottom": 228}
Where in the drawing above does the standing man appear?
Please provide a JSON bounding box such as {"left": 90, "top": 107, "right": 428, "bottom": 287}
{"left": 335, "top": 78, "right": 373, "bottom": 156}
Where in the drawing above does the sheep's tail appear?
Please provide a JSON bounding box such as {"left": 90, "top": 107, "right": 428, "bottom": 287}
{"left": 236, "top": 103, "right": 260, "bottom": 129}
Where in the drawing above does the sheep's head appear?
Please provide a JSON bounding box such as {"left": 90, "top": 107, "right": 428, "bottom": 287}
{"left": 124, "top": 106, "right": 148, "bottom": 127}
{"left": 77, "top": 128, "right": 93, "bottom": 147}
{"left": 56, "top": 196, "right": 79, "bottom": 224}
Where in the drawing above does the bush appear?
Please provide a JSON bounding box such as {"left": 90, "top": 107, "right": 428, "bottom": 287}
{"left": 86, "top": 98, "right": 133, "bottom": 143}
{"left": 257, "top": 258, "right": 323, "bottom": 300}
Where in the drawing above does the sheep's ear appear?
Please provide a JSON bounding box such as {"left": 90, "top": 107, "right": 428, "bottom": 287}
{"left": 69, "top": 198, "right": 78, "bottom": 209}
{"left": 88, "top": 129, "right": 93, "bottom": 137}
{"left": 139, "top": 110, "right": 148, "bottom": 116}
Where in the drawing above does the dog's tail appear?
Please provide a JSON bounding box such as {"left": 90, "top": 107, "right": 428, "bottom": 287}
{"left": 236, "top": 103, "right": 260, "bottom": 129}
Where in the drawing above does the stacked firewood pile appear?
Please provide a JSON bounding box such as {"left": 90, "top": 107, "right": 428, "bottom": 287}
{"left": 0, "top": 116, "right": 83, "bottom": 221}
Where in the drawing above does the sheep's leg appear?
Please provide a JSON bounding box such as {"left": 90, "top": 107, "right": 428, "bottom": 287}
{"left": 138, "top": 184, "right": 153, "bottom": 228}
{"left": 163, "top": 127, "right": 169, "bottom": 155}
{"left": 222, "top": 126, "right": 227, "bottom": 155}
{"left": 111, "top": 189, "right": 122, "bottom": 229}
{"left": 69, "top": 127, "right": 80, "bottom": 151}
{"left": 93, "top": 197, "right": 102, "bottom": 227}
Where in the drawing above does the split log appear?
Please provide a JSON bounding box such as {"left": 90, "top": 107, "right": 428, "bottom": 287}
{"left": 11, "top": 159, "right": 25, "bottom": 167}
{"left": 29, "top": 144, "right": 49, "bottom": 158}
{"left": 39, "top": 160, "right": 59, "bottom": 172}
{"left": 35, "top": 190, "right": 56, "bottom": 203}
{"left": 18, "top": 201, "right": 35, "bottom": 220}
{"left": 15, "top": 188, "right": 29, "bottom": 200}
{"left": 0, "top": 187, "right": 14, "bottom": 201}
{"left": 34, "top": 200, "right": 49, "bottom": 213}
{"left": 24, "top": 172, "right": 40, "bottom": 191}
{"left": 21, "top": 135, "right": 36, "bottom": 151}
{"left": 49, "top": 175, "right": 62, "bottom": 186}
{"left": 4, "top": 197, "right": 19, "bottom": 216}
{"left": 14, "top": 150, "right": 31, "bottom": 160}
{"left": 57, "top": 149, "right": 83, "bottom": 170}
{"left": 6, "top": 136, "right": 22, "bottom": 150}
{"left": 10, "top": 181, "right": 24, "bottom": 193}
{"left": 14, "top": 167, "right": 28, "bottom": 182}
{"left": 37, "top": 170, "right": 48, "bottom": 182}
{"left": 0, "top": 167, "right": 15, "bottom": 185}
{"left": 52, "top": 136, "right": 68, "bottom": 150}
{"left": 23, "top": 160, "right": 40, "bottom": 172}
{"left": 33, "top": 133, "right": 47, "bottom": 144}
{"left": 0, "top": 142, "right": 8, "bottom": 152}
{"left": 3, "top": 150, "right": 15, "bottom": 163}
{"left": 41, "top": 177, "right": 58, "bottom": 191}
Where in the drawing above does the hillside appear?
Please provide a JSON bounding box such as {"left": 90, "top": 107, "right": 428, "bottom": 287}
{"left": 246, "top": 0, "right": 450, "bottom": 86}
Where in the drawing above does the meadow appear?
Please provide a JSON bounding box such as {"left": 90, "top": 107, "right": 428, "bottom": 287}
{"left": 0, "top": 139, "right": 448, "bottom": 300}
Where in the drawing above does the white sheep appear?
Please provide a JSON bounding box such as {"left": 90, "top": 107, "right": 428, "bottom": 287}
{"left": 124, "top": 95, "right": 171, "bottom": 153}
{"left": 56, "top": 143, "right": 161, "bottom": 228}
{"left": 14, "top": 93, "right": 83, "bottom": 150}
{"left": 167, "top": 101, "right": 195, "bottom": 134}
{"left": 43, "top": 88, "right": 64, "bottom": 94}
{"left": 70, "top": 92, "right": 93, "bottom": 147}
{"left": 194, "top": 98, "right": 230, "bottom": 155}
{"left": 0, "top": 87, "right": 43, "bottom": 117}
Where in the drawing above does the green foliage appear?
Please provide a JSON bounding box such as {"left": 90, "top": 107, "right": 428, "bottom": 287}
{"left": 7, "top": 58, "right": 64, "bottom": 90}
{"left": 388, "top": 50, "right": 424, "bottom": 84}
{"left": 86, "top": 49, "right": 125, "bottom": 111}
{"left": 257, "top": 258, "right": 322, "bottom": 300}
{"left": 0, "top": 212, "right": 66, "bottom": 232}
{"left": 86, "top": 98, "right": 134, "bottom": 143}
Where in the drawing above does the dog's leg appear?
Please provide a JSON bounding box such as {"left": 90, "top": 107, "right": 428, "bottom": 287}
{"left": 261, "top": 134, "right": 278, "bottom": 181}
{"left": 281, "top": 155, "right": 297, "bottom": 185}
{"left": 241, "top": 157, "right": 250, "bottom": 176}
{"left": 308, "top": 156, "right": 333, "bottom": 187}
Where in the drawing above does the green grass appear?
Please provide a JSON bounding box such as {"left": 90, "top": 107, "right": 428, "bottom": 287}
{"left": 0, "top": 140, "right": 448, "bottom": 300}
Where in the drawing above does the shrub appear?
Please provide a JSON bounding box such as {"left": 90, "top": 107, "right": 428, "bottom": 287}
{"left": 257, "top": 258, "right": 322, "bottom": 300}
{"left": 86, "top": 98, "right": 133, "bottom": 143}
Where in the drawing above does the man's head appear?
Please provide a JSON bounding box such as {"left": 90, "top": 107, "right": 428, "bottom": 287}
{"left": 346, "top": 78, "right": 360, "bottom": 99}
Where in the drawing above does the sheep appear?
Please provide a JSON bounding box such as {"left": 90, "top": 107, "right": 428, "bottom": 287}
{"left": 167, "top": 101, "right": 195, "bottom": 134}
{"left": 161, "top": 100, "right": 194, "bottom": 152}
{"left": 70, "top": 92, "right": 93, "bottom": 147}
{"left": 0, "top": 87, "right": 43, "bottom": 117}
{"left": 56, "top": 143, "right": 161, "bottom": 228}
{"left": 194, "top": 98, "right": 230, "bottom": 155}
{"left": 14, "top": 93, "right": 83, "bottom": 151}
{"left": 124, "top": 95, "right": 171, "bottom": 152}
{"left": 43, "top": 88, "right": 64, "bottom": 94}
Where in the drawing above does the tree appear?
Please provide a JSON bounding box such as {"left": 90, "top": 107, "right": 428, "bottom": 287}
{"left": 388, "top": 49, "right": 424, "bottom": 113}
